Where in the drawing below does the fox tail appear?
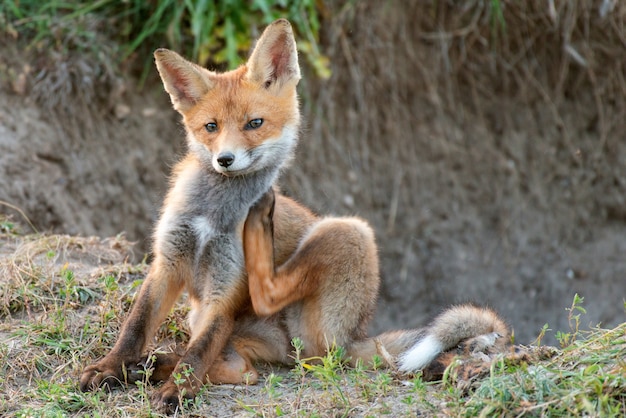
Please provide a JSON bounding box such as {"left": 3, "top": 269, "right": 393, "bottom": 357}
{"left": 349, "top": 304, "right": 509, "bottom": 373}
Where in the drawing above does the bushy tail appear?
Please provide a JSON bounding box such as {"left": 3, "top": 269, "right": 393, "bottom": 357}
{"left": 348, "top": 304, "right": 509, "bottom": 373}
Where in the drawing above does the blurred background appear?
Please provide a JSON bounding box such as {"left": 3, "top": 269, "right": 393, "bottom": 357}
{"left": 1, "top": 0, "right": 624, "bottom": 344}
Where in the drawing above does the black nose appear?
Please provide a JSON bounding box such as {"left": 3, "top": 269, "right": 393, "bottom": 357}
{"left": 217, "top": 152, "right": 235, "bottom": 167}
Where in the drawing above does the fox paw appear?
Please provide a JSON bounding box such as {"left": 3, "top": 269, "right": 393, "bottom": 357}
{"left": 249, "top": 188, "right": 275, "bottom": 226}
{"left": 80, "top": 361, "right": 125, "bottom": 392}
{"left": 151, "top": 381, "right": 194, "bottom": 415}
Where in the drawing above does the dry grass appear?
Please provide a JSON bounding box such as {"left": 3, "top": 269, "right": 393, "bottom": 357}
{"left": 0, "top": 216, "right": 624, "bottom": 417}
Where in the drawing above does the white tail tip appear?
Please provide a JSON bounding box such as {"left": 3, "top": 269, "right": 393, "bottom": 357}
{"left": 398, "top": 334, "right": 443, "bottom": 373}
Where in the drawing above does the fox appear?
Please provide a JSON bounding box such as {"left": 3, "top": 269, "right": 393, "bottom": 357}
{"left": 80, "top": 19, "right": 510, "bottom": 413}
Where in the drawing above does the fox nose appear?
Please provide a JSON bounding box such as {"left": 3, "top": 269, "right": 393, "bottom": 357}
{"left": 217, "top": 152, "right": 235, "bottom": 167}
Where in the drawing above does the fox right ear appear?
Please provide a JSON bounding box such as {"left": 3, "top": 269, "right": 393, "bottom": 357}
{"left": 246, "top": 19, "right": 300, "bottom": 91}
{"left": 154, "top": 48, "right": 215, "bottom": 113}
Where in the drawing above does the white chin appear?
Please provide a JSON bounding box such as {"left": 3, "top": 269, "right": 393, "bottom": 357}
{"left": 213, "top": 166, "right": 248, "bottom": 177}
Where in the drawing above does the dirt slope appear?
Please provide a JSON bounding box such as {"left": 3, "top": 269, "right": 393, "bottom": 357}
{"left": 1, "top": 2, "right": 625, "bottom": 344}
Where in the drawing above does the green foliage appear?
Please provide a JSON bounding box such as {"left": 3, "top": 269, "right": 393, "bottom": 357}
{"left": 489, "top": 0, "right": 506, "bottom": 41}
{"left": 448, "top": 296, "right": 626, "bottom": 417}
{"left": 556, "top": 293, "right": 586, "bottom": 348}
{"left": 263, "top": 372, "right": 283, "bottom": 400}
{"left": 1, "top": 0, "right": 330, "bottom": 79}
{"left": 460, "top": 323, "right": 626, "bottom": 417}
{"left": 0, "top": 219, "right": 15, "bottom": 234}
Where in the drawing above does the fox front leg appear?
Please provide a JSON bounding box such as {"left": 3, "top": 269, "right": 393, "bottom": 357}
{"left": 80, "top": 260, "right": 185, "bottom": 391}
{"left": 150, "top": 312, "right": 235, "bottom": 414}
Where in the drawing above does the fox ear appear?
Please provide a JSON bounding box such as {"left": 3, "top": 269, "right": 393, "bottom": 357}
{"left": 246, "top": 19, "right": 300, "bottom": 91}
{"left": 154, "top": 48, "right": 215, "bottom": 113}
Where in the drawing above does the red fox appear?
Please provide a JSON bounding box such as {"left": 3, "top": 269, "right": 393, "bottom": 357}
{"left": 80, "top": 19, "right": 510, "bottom": 413}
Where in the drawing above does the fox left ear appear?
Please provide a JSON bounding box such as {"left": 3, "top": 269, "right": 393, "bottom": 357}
{"left": 246, "top": 19, "right": 301, "bottom": 91}
{"left": 154, "top": 48, "right": 216, "bottom": 113}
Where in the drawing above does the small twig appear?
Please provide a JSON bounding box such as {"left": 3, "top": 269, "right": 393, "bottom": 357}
{"left": 386, "top": 169, "right": 403, "bottom": 234}
{"left": 0, "top": 200, "right": 39, "bottom": 233}
{"left": 374, "top": 338, "right": 397, "bottom": 371}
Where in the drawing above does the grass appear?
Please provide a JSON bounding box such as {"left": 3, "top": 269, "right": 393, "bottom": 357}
{"left": 0, "top": 0, "right": 330, "bottom": 119}
{"left": 447, "top": 323, "right": 626, "bottom": 417}
{"left": 1, "top": 0, "right": 330, "bottom": 79}
{"left": 0, "top": 216, "right": 624, "bottom": 417}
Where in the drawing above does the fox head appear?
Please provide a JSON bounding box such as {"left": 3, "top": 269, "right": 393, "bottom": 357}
{"left": 154, "top": 19, "right": 301, "bottom": 177}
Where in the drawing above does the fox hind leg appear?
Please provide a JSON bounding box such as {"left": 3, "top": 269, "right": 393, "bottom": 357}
{"left": 126, "top": 312, "right": 291, "bottom": 387}
{"left": 245, "top": 190, "right": 380, "bottom": 358}
{"left": 207, "top": 314, "right": 291, "bottom": 384}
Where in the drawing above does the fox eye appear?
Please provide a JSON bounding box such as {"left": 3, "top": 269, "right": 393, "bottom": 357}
{"left": 205, "top": 122, "right": 218, "bottom": 133}
{"left": 245, "top": 118, "right": 263, "bottom": 130}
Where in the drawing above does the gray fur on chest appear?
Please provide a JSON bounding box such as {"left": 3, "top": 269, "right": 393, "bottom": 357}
{"left": 155, "top": 163, "right": 276, "bottom": 297}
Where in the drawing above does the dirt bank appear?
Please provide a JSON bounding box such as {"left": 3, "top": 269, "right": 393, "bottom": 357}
{"left": 1, "top": 1, "right": 624, "bottom": 344}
